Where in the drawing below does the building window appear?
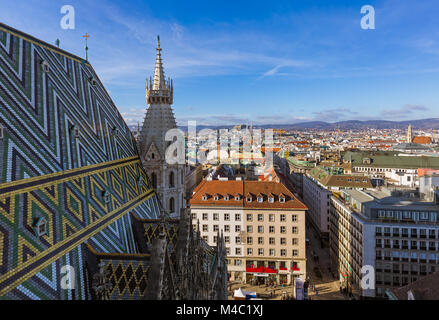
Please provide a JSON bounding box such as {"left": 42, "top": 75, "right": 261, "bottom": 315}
{"left": 293, "top": 250, "right": 299, "bottom": 257}
{"left": 203, "top": 225, "right": 208, "bottom": 232}
{"left": 202, "top": 213, "right": 208, "bottom": 220}
{"left": 292, "top": 238, "right": 298, "bottom": 245}
{"left": 151, "top": 172, "right": 157, "bottom": 189}
{"left": 258, "top": 226, "right": 264, "bottom": 233}
{"left": 269, "top": 237, "right": 275, "bottom": 245}
{"left": 269, "top": 249, "right": 275, "bottom": 256}
{"left": 258, "top": 196, "right": 263, "bottom": 203}
{"left": 281, "top": 249, "right": 286, "bottom": 256}
{"left": 169, "top": 197, "right": 175, "bottom": 213}
{"left": 268, "top": 196, "right": 274, "bottom": 203}
{"left": 280, "top": 226, "right": 286, "bottom": 233}
{"left": 235, "top": 248, "right": 241, "bottom": 255}
{"left": 247, "top": 237, "right": 253, "bottom": 244}
{"left": 269, "top": 214, "right": 275, "bottom": 222}
{"left": 281, "top": 238, "right": 286, "bottom": 245}
{"left": 225, "top": 236, "right": 230, "bottom": 243}
{"left": 279, "top": 195, "right": 285, "bottom": 203}
{"left": 235, "top": 237, "right": 241, "bottom": 244}
{"left": 247, "top": 226, "right": 253, "bottom": 233}
{"left": 292, "top": 226, "right": 298, "bottom": 234}
{"left": 292, "top": 215, "right": 297, "bottom": 222}
{"left": 169, "top": 171, "right": 175, "bottom": 188}
{"left": 247, "top": 214, "right": 252, "bottom": 221}
{"left": 258, "top": 214, "right": 263, "bottom": 221}
{"left": 280, "top": 214, "right": 286, "bottom": 222}
{"left": 235, "top": 225, "right": 241, "bottom": 232}
{"left": 213, "top": 225, "right": 219, "bottom": 232}
{"left": 235, "top": 214, "right": 241, "bottom": 221}
{"left": 224, "top": 213, "right": 230, "bottom": 221}
{"left": 247, "top": 248, "right": 253, "bottom": 255}
{"left": 258, "top": 237, "right": 264, "bottom": 245}
{"left": 203, "top": 236, "right": 208, "bottom": 242}
{"left": 213, "top": 213, "right": 219, "bottom": 221}
{"left": 269, "top": 226, "right": 275, "bottom": 233}
{"left": 213, "top": 236, "right": 217, "bottom": 243}
{"left": 258, "top": 248, "right": 264, "bottom": 256}
{"left": 224, "top": 225, "right": 230, "bottom": 232}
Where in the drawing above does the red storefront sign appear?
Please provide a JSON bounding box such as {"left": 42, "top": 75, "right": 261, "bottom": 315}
{"left": 246, "top": 266, "right": 277, "bottom": 274}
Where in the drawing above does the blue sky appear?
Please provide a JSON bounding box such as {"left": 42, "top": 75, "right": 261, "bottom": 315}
{"left": 1, "top": 0, "right": 439, "bottom": 126}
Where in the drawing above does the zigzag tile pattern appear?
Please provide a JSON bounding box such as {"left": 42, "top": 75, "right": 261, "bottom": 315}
{"left": 0, "top": 24, "right": 161, "bottom": 299}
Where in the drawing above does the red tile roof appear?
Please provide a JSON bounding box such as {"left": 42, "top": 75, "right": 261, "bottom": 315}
{"left": 413, "top": 136, "right": 432, "bottom": 145}
{"left": 190, "top": 179, "right": 307, "bottom": 210}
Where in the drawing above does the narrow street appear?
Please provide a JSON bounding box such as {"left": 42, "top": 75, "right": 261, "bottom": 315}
{"left": 306, "top": 223, "right": 345, "bottom": 300}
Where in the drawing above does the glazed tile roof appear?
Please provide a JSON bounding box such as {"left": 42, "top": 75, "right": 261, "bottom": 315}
{"left": 190, "top": 180, "right": 307, "bottom": 210}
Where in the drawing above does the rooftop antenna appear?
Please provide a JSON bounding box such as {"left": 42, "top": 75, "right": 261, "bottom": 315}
{"left": 82, "top": 33, "right": 90, "bottom": 61}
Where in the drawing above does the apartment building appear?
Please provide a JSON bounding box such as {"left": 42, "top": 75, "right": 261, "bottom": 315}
{"left": 343, "top": 151, "right": 439, "bottom": 187}
{"left": 190, "top": 179, "right": 308, "bottom": 285}
{"left": 329, "top": 188, "right": 439, "bottom": 299}
{"left": 303, "top": 166, "right": 372, "bottom": 244}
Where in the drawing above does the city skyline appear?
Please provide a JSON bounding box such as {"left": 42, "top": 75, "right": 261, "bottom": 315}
{"left": 1, "top": 0, "right": 439, "bottom": 126}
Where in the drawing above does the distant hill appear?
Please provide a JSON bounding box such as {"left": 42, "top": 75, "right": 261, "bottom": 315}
{"left": 129, "top": 118, "right": 439, "bottom": 132}
{"left": 281, "top": 118, "right": 439, "bottom": 130}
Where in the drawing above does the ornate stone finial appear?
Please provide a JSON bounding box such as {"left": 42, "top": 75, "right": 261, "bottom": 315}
{"left": 157, "top": 35, "right": 161, "bottom": 49}
{"left": 92, "top": 261, "right": 113, "bottom": 300}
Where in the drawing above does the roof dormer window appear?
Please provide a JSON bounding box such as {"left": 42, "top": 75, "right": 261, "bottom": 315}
{"left": 103, "top": 190, "right": 111, "bottom": 204}
{"left": 268, "top": 196, "right": 274, "bottom": 203}
{"left": 70, "top": 124, "right": 80, "bottom": 138}
{"left": 257, "top": 193, "right": 263, "bottom": 203}
{"left": 246, "top": 194, "right": 252, "bottom": 203}
{"left": 89, "top": 77, "right": 98, "bottom": 87}
{"left": 279, "top": 194, "right": 286, "bottom": 203}
{"left": 33, "top": 217, "right": 48, "bottom": 237}
{"left": 202, "top": 193, "right": 209, "bottom": 201}
{"left": 224, "top": 194, "right": 230, "bottom": 201}
{"left": 235, "top": 194, "right": 241, "bottom": 201}
{"left": 41, "top": 60, "right": 49, "bottom": 73}
{"left": 138, "top": 176, "right": 144, "bottom": 188}
{"left": 213, "top": 193, "right": 220, "bottom": 201}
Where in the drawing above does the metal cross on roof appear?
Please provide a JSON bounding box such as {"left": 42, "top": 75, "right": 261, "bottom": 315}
{"left": 82, "top": 33, "right": 90, "bottom": 61}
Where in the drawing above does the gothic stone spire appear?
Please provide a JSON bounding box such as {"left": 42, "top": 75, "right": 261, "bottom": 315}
{"left": 153, "top": 36, "right": 166, "bottom": 90}
{"left": 146, "top": 35, "right": 173, "bottom": 105}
